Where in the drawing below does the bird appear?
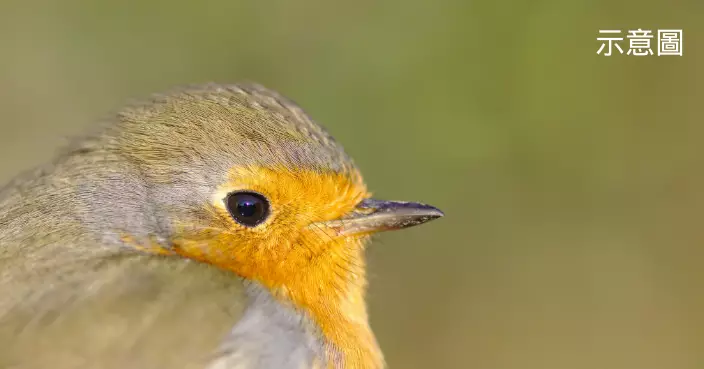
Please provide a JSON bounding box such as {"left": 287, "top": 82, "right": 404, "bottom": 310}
{"left": 0, "top": 83, "right": 443, "bottom": 369}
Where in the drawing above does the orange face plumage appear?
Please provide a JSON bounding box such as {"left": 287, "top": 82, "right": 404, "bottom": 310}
{"left": 171, "top": 165, "right": 382, "bottom": 368}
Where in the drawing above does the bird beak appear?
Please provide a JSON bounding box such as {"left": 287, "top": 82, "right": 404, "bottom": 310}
{"left": 317, "top": 198, "right": 444, "bottom": 236}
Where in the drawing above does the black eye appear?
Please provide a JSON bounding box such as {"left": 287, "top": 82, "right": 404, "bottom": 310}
{"left": 225, "top": 191, "right": 270, "bottom": 227}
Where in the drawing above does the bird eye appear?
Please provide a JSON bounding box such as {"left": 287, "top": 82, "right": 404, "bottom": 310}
{"left": 225, "top": 191, "right": 270, "bottom": 227}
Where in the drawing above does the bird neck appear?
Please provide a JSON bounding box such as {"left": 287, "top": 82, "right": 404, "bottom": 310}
{"left": 268, "top": 246, "right": 384, "bottom": 369}
{"left": 169, "top": 232, "right": 385, "bottom": 368}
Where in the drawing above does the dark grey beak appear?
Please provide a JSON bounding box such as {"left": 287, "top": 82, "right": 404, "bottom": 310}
{"left": 318, "top": 198, "right": 444, "bottom": 236}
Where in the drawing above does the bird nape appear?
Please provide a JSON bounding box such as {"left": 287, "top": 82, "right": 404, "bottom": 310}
{"left": 0, "top": 83, "right": 443, "bottom": 369}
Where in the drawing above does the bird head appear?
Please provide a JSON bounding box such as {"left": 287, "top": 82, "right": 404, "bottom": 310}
{"left": 91, "top": 83, "right": 443, "bottom": 368}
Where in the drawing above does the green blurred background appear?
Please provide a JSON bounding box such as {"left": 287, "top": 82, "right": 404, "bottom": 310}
{"left": 1, "top": 1, "right": 702, "bottom": 368}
